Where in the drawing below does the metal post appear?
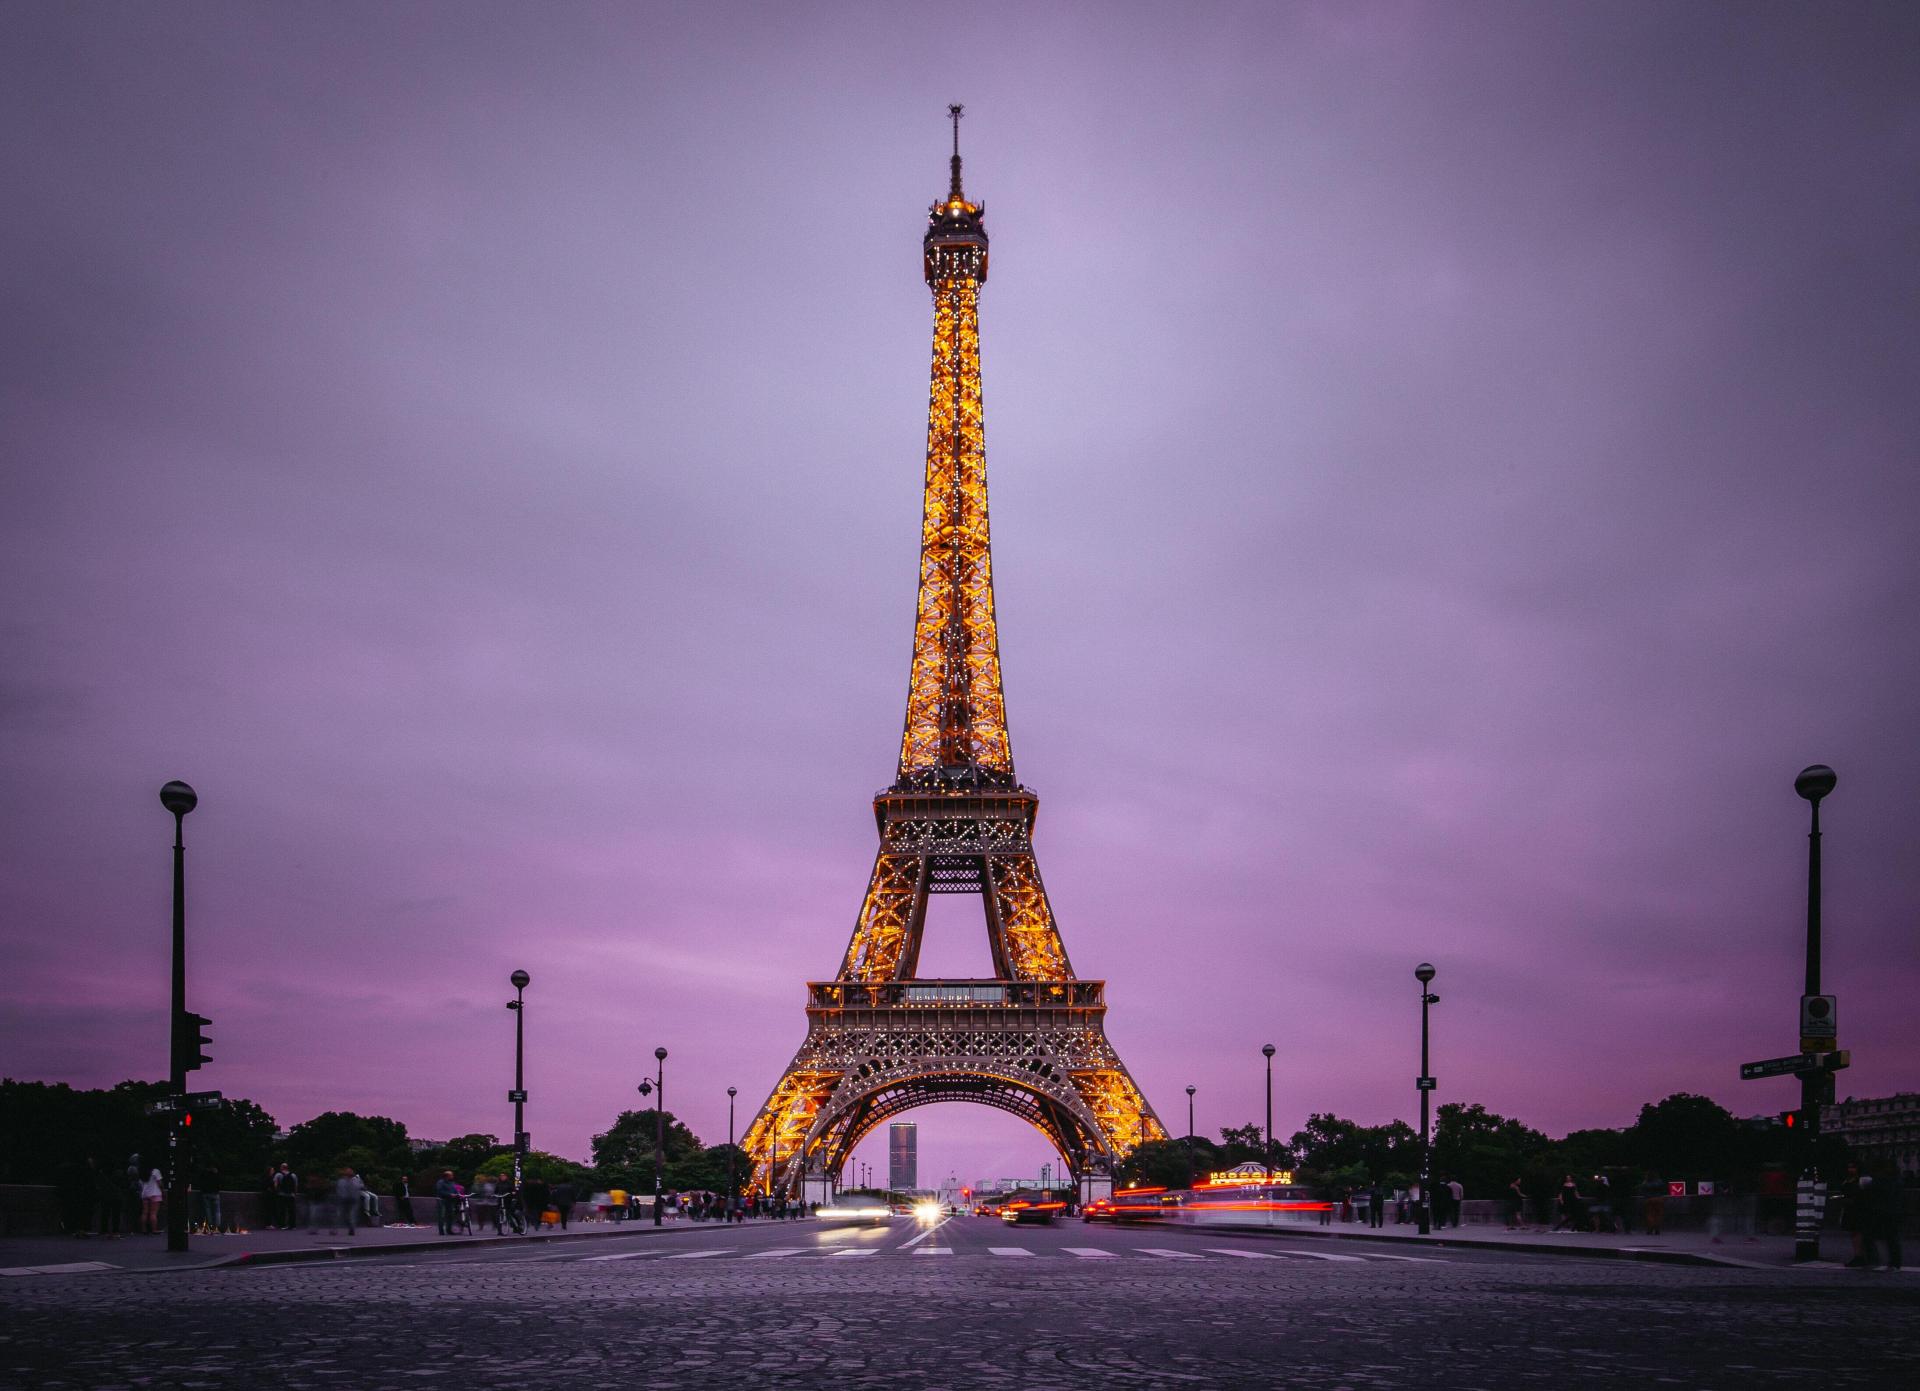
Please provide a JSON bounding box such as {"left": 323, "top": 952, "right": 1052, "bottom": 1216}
{"left": 1262, "top": 1044, "right": 1276, "bottom": 1181}
{"left": 160, "top": 781, "right": 197, "bottom": 1255}
{"left": 1416, "top": 962, "right": 1438, "bottom": 1236}
{"left": 508, "top": 971, "right": 529, "bottom": 1204}
{"left": 1185, "top": 1084, "right": 1196, "bottom": 1187}
{"left": 1793, "top": 765, "right": 1836, "bottom": 1262}
{"left": 726, "top": 1086, "right": 737, "bottom": 1221}
{"left": 653, "top": 1047, "right": 667, "bottom": 1225}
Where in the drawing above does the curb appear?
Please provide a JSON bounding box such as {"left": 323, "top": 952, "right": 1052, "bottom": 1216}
{"left": 1193, "top": 1222, "right": 1753, "bottom": 1269}
{"left": 121, "top": 1220, "right": 817, "bottom": 1275}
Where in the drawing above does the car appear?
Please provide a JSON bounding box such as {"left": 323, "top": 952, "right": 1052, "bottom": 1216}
{"left": 999, "top": 1199, "right": 1065, "bottom": 1225}
{"left": 816, "top": 1201, "right": 892, "bottom": 1225}
{"left": 1080, "top": 1198, "right": 1115, "bottom": 1223}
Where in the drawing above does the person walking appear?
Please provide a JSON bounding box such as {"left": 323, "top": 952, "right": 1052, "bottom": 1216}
{"left": 270, "top": 1164, "right": 299, "bottom": 1230}
{"left": 1368, "top": 1181, "right": 1386, "bottom": 1229}
{"left": 1446, "top": 1178, "right": 1465, "bottom": 1228}
{"left": 523, "top": 1176, "right": 552, "bottom": 1231}
{"left": 1639, "top": 1172, "right": 1666, "bottom": 1236}
{"left": 435, "top": 1171, "right": 460, "bottom": 1236}
{"left": 551, "top": 1180, "right": 575, "bottom": 1231}
{"left": 195, "top": 1162, "right": 222, "bottom": 1235}
{"left": 1506, "top": 1176, "right": 1528, "bottom": 1230}
{"left": 332, "top": 1168, "right": 364, "bottom": 1235}
{"left": 138, "top": 1165, "right": 164, "bottom": 1234}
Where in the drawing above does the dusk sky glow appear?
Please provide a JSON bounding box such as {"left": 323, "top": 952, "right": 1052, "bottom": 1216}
{"left": 4, "top": 2, "right": 1917, "bottom": 1188}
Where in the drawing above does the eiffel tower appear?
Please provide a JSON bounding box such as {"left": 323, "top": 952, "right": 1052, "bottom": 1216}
{"left": 741, "top": 108, "right": 1165, "bottom": 1203}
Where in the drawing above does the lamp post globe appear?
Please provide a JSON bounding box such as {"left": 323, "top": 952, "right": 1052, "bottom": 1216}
{"left": 1415, "top": 962, "right": 1435, "bottom": 984}
{"left": 160, "top": 781, "right": 198, "bottom": 818}
{"left": 1795, "top": 765, "right": 1837, "bottom": 803}
{"left": 510, "top": 969, "right": 530, "bottom": 990}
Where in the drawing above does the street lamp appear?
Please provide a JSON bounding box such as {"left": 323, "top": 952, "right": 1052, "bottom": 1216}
{"left": 159, "top": 780, "right": 198, "bottom": 1255}
{"left": 1793, "top": 763, "right": 1837, "bottom": 1263}
{"left": 1185, "top": 1084, "right": 1197, "bottom": 1187}
{"left": 506, "top": 970, "right": 530, "bottom": 1206}
{"left": 652, "top": 1046, "right": 668, "bottom": 1226}
{"left": 726, "top": 1086, "right": 738, "bottom": 1222}
{"left": 1415, "top": 962, "right": 1439, "bottom": 1236}
{"left": 1262, "top": 1044, "right": 1277, "bottom": 1181}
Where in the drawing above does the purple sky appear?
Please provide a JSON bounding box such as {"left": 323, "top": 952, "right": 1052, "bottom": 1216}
{"left": 4, "top": 2, "right": 1917, "bottom": 1188}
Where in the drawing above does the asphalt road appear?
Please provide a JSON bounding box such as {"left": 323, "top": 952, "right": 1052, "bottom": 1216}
{"left": 2, "top": 1213, "right": 1913, "bottom": 1389}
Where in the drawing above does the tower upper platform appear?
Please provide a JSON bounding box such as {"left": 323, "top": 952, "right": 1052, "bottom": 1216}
{"left": 924, "top": 103, "right": 988, "bottom": 284}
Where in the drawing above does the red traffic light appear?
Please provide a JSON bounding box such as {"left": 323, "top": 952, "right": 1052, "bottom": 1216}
{"left": 183, "top": 1112, "right": 193, "bottom": 1127}
{"left": 1781, "top": 1110, "right": 1798, "bottom": 1129}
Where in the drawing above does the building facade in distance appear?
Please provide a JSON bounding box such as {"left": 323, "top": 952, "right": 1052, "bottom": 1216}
{"left": 889, "top": 1121, "right": 918, "bottom": 1192}
{"left": 1823, "top": 1091, "right": 1920, "bottom": 1178}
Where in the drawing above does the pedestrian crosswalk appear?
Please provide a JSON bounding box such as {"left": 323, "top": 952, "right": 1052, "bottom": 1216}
{"left": 550, "top": 1243, "right": 1448, "bottom": 1266}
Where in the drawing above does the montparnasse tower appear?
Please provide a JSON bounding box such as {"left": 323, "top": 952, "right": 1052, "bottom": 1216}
{"left": 741, "top": 109, "right": 1164, "bottom": 1203}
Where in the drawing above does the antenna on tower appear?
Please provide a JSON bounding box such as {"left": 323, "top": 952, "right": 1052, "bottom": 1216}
{"left": 948, "top": 103, "right": 965, "bottom": 201}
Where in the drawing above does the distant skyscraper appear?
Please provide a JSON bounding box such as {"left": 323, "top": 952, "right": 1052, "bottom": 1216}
{"left": 889, "top": 1121, "right": 918, "bottom": 1191}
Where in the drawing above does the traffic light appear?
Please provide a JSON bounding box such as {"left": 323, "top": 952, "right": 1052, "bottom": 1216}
{"left": 175, "top": 1011, "right": 212, "bottom": 1072}
{"left": 1780, "top": 1110, "right": 1800, "bottom": 1131}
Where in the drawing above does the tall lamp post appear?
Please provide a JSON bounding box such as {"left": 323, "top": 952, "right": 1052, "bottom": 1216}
{"left": 726, "top": 1086, "right": 738, "bottom": 1221}
{"left": 652, "top": 1046, "right": 668, "bottom": 1225}
{"left": 160, "top": 780, "right": 198, "bottom": 1255}
{"left": 1262, "top": 1044, "right": 1277, "bottom": 1180}
{"left": 1185, "top": 1084, "right": 1197, "bottom": 1186}
{"left": 1415, "top": 962, "right": 1439, "bottom": 1236}
{"left": 507, "top": 970, "right": 530, "bottom": 1203}
{"left": 1794, "top": 763, "right": 1837, "bottom": 1262}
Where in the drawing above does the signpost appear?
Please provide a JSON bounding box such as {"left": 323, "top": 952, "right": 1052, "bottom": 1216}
{"left": 146, "top": 1091, "right": 225, "bottom": 1117}
{"left": 1740, "top": 1055, "right": 1813, "bottom": 1081}
{"left": 1415, "top": 1076, "right": 1436, "bottom": 1091}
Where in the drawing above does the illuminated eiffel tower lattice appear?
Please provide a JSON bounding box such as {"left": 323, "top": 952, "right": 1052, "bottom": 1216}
{"left": 742, "top": 108, "right": 1165, "bottom": 1202}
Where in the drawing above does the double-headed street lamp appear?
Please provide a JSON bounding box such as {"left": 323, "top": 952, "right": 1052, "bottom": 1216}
{"left": 506, "top": 970, "right": 530, "bottom": 1202}
{"left": 160, "top": 780, "right": 200, "bottom": 1255}
{"left": 1262, "top": 1043, "right": 1277, "bottom": 1180}
{"left": 1415, "top": 962, "right": 1439, "bottom": 1236}
{"left": 652, "top": 1047, "right": 668, "bottom": 1225}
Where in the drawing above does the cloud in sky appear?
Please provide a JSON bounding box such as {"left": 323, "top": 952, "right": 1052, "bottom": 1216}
{"left": 3, "top": 1, "right": 1916, "bottom": 1184}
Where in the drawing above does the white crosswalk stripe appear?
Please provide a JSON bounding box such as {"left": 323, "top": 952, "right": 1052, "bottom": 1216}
{"left": 579, "top": 1250, "right": 659, "bottom": 1262}
{"left": 1206, "top": 1248, "right": 1284, "bottom": 1259}
{"left": 1135, "top": 1248, "right": 1206, "bottom": 1260}
{"left": 826, "top": 1249, "right": 878, "bottom": 1258}
{"left": 1362, "top": 1252, "right": 1449, "bottom": 1263}
{"left": 988, "top": 1247, "right": 1035, "bottom": 1257}
{"left": 1063, "top": 1247, "right": 1116, "bottom": 1258}
{"left": 745, "top": 1248, "right": 809, "bottom": 1259}
{"left": 661, "top": 1249, "right": 728, "bottom": 1260}
{"left": 911, "top": 1246, "right": 952, "bottom": 1256}
{"left": 1271, "top": 1248, "right": 1365, "bottom": 1262}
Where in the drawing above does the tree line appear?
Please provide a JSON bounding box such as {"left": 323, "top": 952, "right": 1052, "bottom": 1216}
{"left": 0, "top": 1079, "right": 745, "bottom": 1200}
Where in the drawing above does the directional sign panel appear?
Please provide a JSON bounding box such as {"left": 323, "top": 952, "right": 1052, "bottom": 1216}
{"left": 1415, "top": 1077, "right": 1437, "bottom": 1091}
{"left": 1740, "top": 1055, "right": 1813, "bottom": 1080}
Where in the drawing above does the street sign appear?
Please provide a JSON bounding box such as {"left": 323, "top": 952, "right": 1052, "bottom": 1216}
{"left": 1800, "top": 994, "right": 1836, "bottom": 1039}
{"left": 507, "top": 1089, "right": 527, "bottom": 1103}
{"left": 515, "top": 1131, "right": 531, "bottom": 1150}
{"left": 144, "top": 1091, "right": 224, "bottom": 1116}
{"left": 1668, "top": 1181, "right": 1687, "bottom": 1198}
{"left": 1740, "top": 1054, "right": 1814, "bottom": 1080}
{"left": 1801, "top": 1036, "right": 1841, "bottom": 1055}
{"left": 1698, "top": 1181, "right": 1716, "bottom": 1197}
{"left": 1415, "top": 1076, "right": 1436, "bottom": 1091}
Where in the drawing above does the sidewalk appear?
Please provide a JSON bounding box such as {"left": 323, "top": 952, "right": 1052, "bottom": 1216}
{"left": 0, "top": 1216, "right": 802, "bottom": 1277}
{"left": 1201, "top": 1217, "right": 1889, "bottom": 1271}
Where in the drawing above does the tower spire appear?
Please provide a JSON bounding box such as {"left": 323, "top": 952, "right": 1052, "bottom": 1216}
{"left": 948, "top": 102, "right": 965, "bottom": 201}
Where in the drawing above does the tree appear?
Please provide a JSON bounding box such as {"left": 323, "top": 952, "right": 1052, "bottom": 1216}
{"left": 1627, "top": 1094, "right": 1750, "bottom": 1182}
{"left": 1286, "top": 1114, "right": 1417, "bottom": 1186}
{"left": 280, "top": 1112, "right": 411, "bottom": 1184}
{"left": 472, "top": 1149, "right": 594, "bottom": 1188}
{"left": 415, "top": 1133, "right": 501, "bottom": 1186}
{"left": 591, "top": 1109, "right": 701, "bottom": 1191}
{"left": 1114, "top": 1138, "right": 1202, "bottom": 1190}
{"left": 1430, "top": 1104, "right": 1550, "bottom": 1198}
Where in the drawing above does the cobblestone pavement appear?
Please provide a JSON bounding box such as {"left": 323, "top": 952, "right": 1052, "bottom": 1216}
{"left": 2, "top": 1215, "right": 1913, "bottom": 1389}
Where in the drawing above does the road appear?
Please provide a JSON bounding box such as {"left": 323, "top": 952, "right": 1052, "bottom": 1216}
{"left": 2, "top": 1213, "right": 1913, "bottom": 1388}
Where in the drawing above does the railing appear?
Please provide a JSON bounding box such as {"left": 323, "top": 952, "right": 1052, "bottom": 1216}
{"left": 808, "top": 979, "right": 1104, "bottom": 1010}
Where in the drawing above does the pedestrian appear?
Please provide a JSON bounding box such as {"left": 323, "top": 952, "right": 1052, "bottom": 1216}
{"left": 390, "top": 1173, "right": 414, "bottom": 1227}
{"left": 1506, "top": 1176, "right": 1528, "bottom": 1230}
{"left": 1840, "top": 1162, "right": 1869, "bottom": 1267}
{"left": 435, "top": 1170, "right": 460, "bottom": 1235}
{"left": 1553, "top": 1174, "right": 1581, "bottom": 1232}
{"left": 1589, "top": 1175, "right": 1614, "bottom": 1235}
{"left": 271, "top": 1163, "right": 299, "bottom": 1230}
{"left": 333, "top": 1168, "right": 364, "bottom": 1235}
{"left": 551, "top": 1180, "right": 575, "bottom": 1230}
{"left": 1368, "top": 1181, "right": 1386, "bottom": 1229}
{"left": 1639, "top": 1172, "right": 1665, "bottom": 1236}
{"left": 138, "top": 1165, "right": 164, "bottom": 1233}
{"left": 523, "top": 1175, "right": 551, "bottom": 1230}
{"left": 91, "top": 1155, "right": 124, "bottom": 1237}
{"left": 1446, "top": 1177, "right": 1464, "bottom": 1228}
{"left": 1864, "top": 1164, "right": 1904, "bottom": 1272}
{"left": 472, "top": 1173, "right": 501, "bottom": 1234}
{"left": 195, "top": 1161, "right": 222, "bottom": 1235}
